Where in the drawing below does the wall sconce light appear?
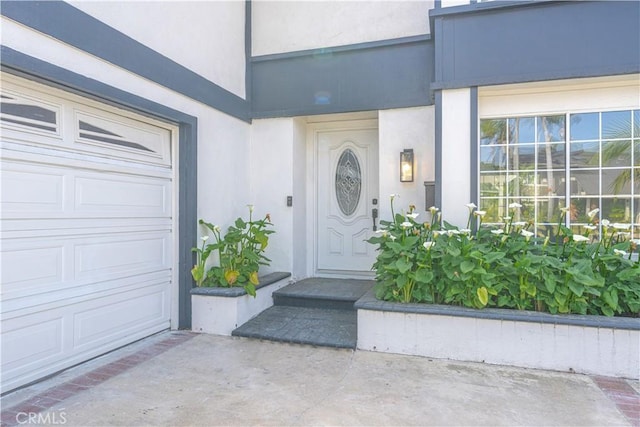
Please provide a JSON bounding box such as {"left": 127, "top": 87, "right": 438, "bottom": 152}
{"left": 400, "top": 149, "right": 414, "bottom": 182}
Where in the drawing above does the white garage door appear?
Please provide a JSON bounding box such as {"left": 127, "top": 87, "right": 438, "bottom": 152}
{"left": 0, "top": 74, "right": 175, "bottom": 393}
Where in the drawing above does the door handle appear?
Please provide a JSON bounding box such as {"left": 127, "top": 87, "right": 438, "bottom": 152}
{"left": 372, "top": 208, "right": 378, "bottom": 231}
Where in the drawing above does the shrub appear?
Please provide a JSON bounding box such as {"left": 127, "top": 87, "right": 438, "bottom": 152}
{"left": 192, "top": 205, "right": 274, "bottom": 297}
{"left": 367, "top": 196, "right": 640, "bottom": 317}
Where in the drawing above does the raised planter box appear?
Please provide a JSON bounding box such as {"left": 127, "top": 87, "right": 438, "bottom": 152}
{"left": 191, "top": 272, "right": 291, "bottom": 335}
{"left": 355, "top": 290, "right": 640, "bottom": 379}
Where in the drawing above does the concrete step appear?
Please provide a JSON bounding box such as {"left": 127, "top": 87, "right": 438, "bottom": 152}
{"left": 231, "top": 278, "right": 375, "bottom": 349}
{"left": 272, "top": 277, "right": 375, "bottom": 310}
{"left": 231, "top": 305, "right": 357, "bottom": 349}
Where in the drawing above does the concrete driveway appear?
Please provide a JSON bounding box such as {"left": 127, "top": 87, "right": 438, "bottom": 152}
{"left": 1, "top": 331, "right": 637, "bottom": 426}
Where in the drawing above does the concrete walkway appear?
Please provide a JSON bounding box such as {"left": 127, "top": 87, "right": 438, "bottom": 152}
{"left": 1, "top": 331, "right": 638, "bottom": 426}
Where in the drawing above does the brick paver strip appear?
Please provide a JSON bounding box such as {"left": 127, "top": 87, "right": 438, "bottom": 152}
{"left": 0, "top": 332, "right": 195, "bottom": 427}
{"left": 593, "top": 375, "right": 640, "bottom": 427}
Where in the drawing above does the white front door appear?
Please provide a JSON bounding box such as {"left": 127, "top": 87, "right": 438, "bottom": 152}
{"left": 316, "top": 127, "right": 378, "bottom": 275}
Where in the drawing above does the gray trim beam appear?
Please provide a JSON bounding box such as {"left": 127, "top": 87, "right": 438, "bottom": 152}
{"left": 245, "top": 0, "right": 252, "bottom": 106}
{"left": 252, "top": 35, "right": 431, "bottom": 63}
{"left": 431, "top": 1, "right": 640, "bottom": 90}
{"left": 252, "top": 36, "right": 434, "bottom": 119}
{"left": 1, "top": 0, "right": 250, "bottom": 123}
{"left": 469, "top": 87, "right": 478, "bottom": 207}
{"left": 434, "top": 90, "right": 442, "bottom": 209}
{"left": 1, "top": 46, "right": 198, "bottom": 329}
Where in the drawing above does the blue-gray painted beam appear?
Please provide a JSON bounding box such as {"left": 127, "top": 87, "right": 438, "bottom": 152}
{"left": 431, "top": 1, "right": 640, "bottom": 89}
{"left": 470, "top": 87, "right": 478, "bottom": 207}
{"left": 434, "top": 90, "right": 442, "bottom": 210}
{"left": 1, "top": 0, "right": 251, "bottom": 122}
{"left": 1, "top": 46, "right": 198, "bottom": 329}
{"left": 252, "top": 37, "right": 434, "bottom": 118}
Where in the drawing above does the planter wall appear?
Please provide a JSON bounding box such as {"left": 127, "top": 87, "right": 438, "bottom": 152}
{"left": 355, "top": 291, "right": 640, "bottom": 379}
{"left": 191, "top": 272, "right": 291, "bottom": 335}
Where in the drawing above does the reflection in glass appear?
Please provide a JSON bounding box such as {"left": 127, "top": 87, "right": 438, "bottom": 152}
{"left": 601, "top": 141, "right": 631, "bottom": 167}
{"left": 480, "top": 119, "right": 507, "bottom": 145}
{"left": 508, "top": 172, "right": 536, "bottom": 197}
{"left": 509, "top": 117, "right": 535, "bottom": 144}
{"left": 480, "top": 198, "right": 504, "bottom": 223}
{"left": 569, "top": 197, "right": 600, "bottom": 223}
{"left": 602, "top": 110, "right": 631, "bottom": 139}
{"left": 537, "top": 115, "right": 565, "bottom": 142}
{"left": 537, "top": 143, "right": 565, "bottom": 169}
{"left": 537, "top": 198, "right": 565, "bottom": 223}
{"left": 602, "top": 168, "right": 632, "bottom": 195}
{"left": 635, "top": 140, "right": 639, "bottom": 167}
{"left": 517, "top": 198, "right": 536, "bottom": 223}
{"left": 509, "top": 144, "right": 535, "bottom": 170}
{"left": 570, "top": 113, "right": 599, "bottom": 141}
{"left": 634, "top": 111, "right": 640, "bottom": 138}
{"left": 569, "top": 169, "right": 599, "bottom": 196}
{"left": 480, "top": 173, "right": 508, "bottom": 198}
{"left": 536, "top": 171, "right": 565, "bottom": 197}
{"left": 480, "top": 146, "right": 507, "bottom": 171}
{"left": 602, "top": 197, "right": 632, "bottom": 223}
{"left": 570, "top": 141, "right": 599, "bottom": 168}
{"left": 537, "top": 224, "right": 559, "bottom": 240}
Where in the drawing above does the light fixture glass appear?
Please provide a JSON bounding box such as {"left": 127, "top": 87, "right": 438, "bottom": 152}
{"left": 400, "top": 149, "right": 414, "bottom": 182}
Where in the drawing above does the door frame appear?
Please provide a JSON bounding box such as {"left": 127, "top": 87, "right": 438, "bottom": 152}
{"left": 306, "top": 118, "right": 379, "bottom": 278}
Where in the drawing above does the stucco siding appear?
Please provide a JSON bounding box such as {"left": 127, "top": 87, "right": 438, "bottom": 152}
{"left": 379, "top": 106, "right": 435, "bottom": 220}
{"left": 440, "top": 88, "right": 471, "bottom": 227}
{"left": 68, "top": 0, "right": 247, "bottom": 99}
{"left": 252, "top": 0, "right": 432, "bottom": 56}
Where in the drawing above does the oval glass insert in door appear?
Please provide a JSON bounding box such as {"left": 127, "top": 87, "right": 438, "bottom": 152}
{"left": 335, "top": 148, "right": 361, "bottom": 216}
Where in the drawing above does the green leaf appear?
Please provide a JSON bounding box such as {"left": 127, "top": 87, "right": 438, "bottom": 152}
{"left": 568, "top": 280, "right": 585, "bottom": 297}
{"left": 414, "top": 269, "right": 434, "bottom": 284}
{"left": 460, "top": 260, "right": 475, "bottom": 274}
{"left": 447, "top": 247, "right": 461, "bottom": 257}
{"left": 395, "top": 258, "right": 412, "bottom": 274}
{"left": 543, "top": 274, "right": 556, "bottom": 294}
{"left": 477, "top": 286, "right": 489, "bottom": 307}
{"left": 603, "top": 289, "right": 619, "bottom": 310}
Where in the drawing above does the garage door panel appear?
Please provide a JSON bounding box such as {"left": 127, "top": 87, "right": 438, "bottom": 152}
{"left": 74, "top": 287, "right": 167, "bottom": 348}
{"left": 2, "top": 158, "right": 171, "bottom": 218}
{"left": 1, "top": 218, "right": 172, "bottom": 239}
{"left": 75, "top": 235, "right": 168, "bottom": 279}
{"left": 1, "top": 245, "right": 65, "bottom": 290}
{"left": 74, "top": 110, "right": 171, "bottom": 167}
{"left": 0, "top": 88, "right": 62, "bottom": 138}
{"left": 1, "top": 316, "right": 65, "bottom": 373}
{"left": 2, "top": 272, "right": 171, "bottom": 317}
{"left": 1, "top": 283, "right": 169, "bottom": 392}
{"left": 74, "top": 175, "right": 170, "bottom": 215}
{"left": 1, "top": 74, "right": 176, "bottom": 393}
{"left": 0, "top": 168, "right": 65, "bottom": 212}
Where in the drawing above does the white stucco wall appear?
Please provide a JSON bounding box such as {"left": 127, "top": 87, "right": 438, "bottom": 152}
{"left": 249, "top": 118, "right": 296, "bottom": 276}
{"left": 378, "top": 106, "right": 435, "bottom": 222}
{"left": 440, "top": 88, "right": 472, "bottom": 227}
{"left": 252, "top": 0, "right": 432, "bottom": 56}
{"left": 1, "top": 16, "right": 251, "bottom": 328}
{"left": 479, "top": 74, "right": 640, "bottom": 117}
{"left": 440, "top": 0, "right": 471, "bottom": 7}
{"left": 68, "top": 0, "right": 247, "bottom": 99}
